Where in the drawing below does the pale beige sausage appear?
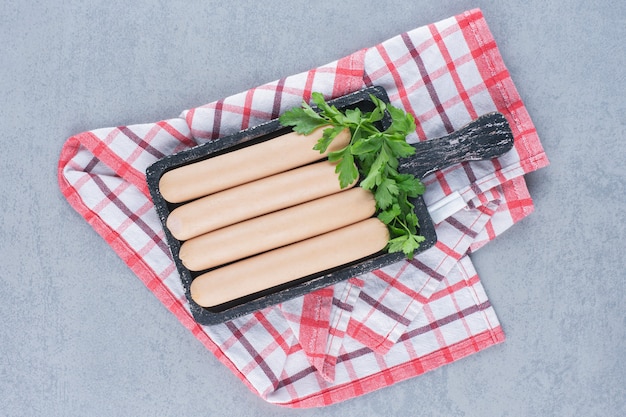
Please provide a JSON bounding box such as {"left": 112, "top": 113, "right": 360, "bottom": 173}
{"left": 166, "top": 160, "right": 357, "bottom": 241}
{"left": 159, "top": 126, "right": 351, "bottom": 203}
{"left": 190, "top": 218, "right": 389, "bottom": 307}
{"left": 179, "top": 187, "right": 376, "bottom": 271}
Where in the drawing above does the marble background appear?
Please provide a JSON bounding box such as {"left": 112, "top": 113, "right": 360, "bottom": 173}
{"left": 1, "top": 1, "right": 623, "bottom": 416}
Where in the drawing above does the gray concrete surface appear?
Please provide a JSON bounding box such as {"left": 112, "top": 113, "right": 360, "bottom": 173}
{"left": 1, "top": 1, "right": 624, "bottom": 416}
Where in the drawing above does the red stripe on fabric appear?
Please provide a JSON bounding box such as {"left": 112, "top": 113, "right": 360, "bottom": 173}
{"left": 157, "top": 120, "right": 196, "bottom": 148}
{"left": 325, "top": 283, "right": 360, "bottom": 373}
{"left": 337, "top": 346, "right": 366, "bottom": 397}
{"left": 299, "top": 289, "right": 333, "bottom": 329}
{"left": 428, "top": 23, "right": 479, "bottom": 120}
{"left": 279, "top": 364, "right": 306, "bottom": 403}
{"left": 348, "top": 277, "right": 365, "bottom": 287}
{"left": 185, "top": 108, "right": 198, "bottom": 136}
{"left": 313, "top": 372, "right": 335, "bottom": 404}
{"left": 428, "top": 273, "right": 481, "bottom": 302}
{"left": 333, "top": 63, "right": 365, "bottom": 78}
{"left": 502, "top": 177, "right": 535, "bottom": 222}
{"left": 443, "top": 278, "right": 479, "bottom": 352}
{"left": 287, "top": 326, "right": 505, "bottom": 408}
{"left": 188, "top": 99, "right": 286, "bottom": 140}
{"left": 475, "top": 201, "right": 498, "bottom": 217}
{"left": 240, "top": 88, "right": 255, "bottom": 130}
{"left": 298, "top": 288, "right": 333, "bottom": 370}
{"left": 302, "top": 69, "right": 317, "bottom": 103}
{"left": 254, "top": 311, "right": 292, "bottom": 355}
{"left": 485, "top": 216, "right": 498, "bottom": 242}
{"left": 221, "top": 102, "right": 275, "bottom": 121}
{"left": 434, "top": 240, "right": 464, "bottom": 262}
{"left": 514, "top": 111, "right": 548, "bottom": 172}
{"left": 459, "top": 10, "right": 548, "bottom": 175}
{"left": 502, "top": 196, "right": 533, "bottom": 213}
{"left": 459, "top": 261, "right": 503, "bottom": 341}
{"left": 346, "top": 262, "right": 418, "bottom": 346}
{"left": 332, "top": 50, "right": 366, "bottom": 98}
{"left": 373, "top": 355, "right": 397, "bottom": 387}
{"left": 489, "top": 156, "right": 509, "bottom": 191}
{"left": 371, "top": 269, "right": 431, "bottom": 303}
{"left": 260, "top": 84, "right": 308, "bottom": 102}
{"left": 372, "top": 42, "right": 425, "bottom": 139}
{"left": 58, "top": 140, "right": 109, "bottom": 228}
{"left": 363, "top": 47, "right": 422, "bottom": 84}
{"left": 346, "top": 318, "right": 394, "bottom": 354}
{"left": 422, "top": 304, "right": 454, "bottom": 362}
{"left": 432, "top": 170, "right": 453, "bottom": 195}
{"left": 106, "top": 126, "right": 165, "bottom": 195}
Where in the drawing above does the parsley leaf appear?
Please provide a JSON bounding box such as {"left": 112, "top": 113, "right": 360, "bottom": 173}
{"left": 279, "top": 92, "right": 427, "bottom": 258}
{"left": 350, "top": 135, "right": 382, "bottom": 156}
{"left": 374, "top": 177, "right": 399, "bottom": 210}
{"left": 395, "top": 173, "right": 426, "bottom": 197}
{"left": 278, "top": 105, "right": 327, "bottom": 135}
{"left": 313, "top": 125, "right": 345, "bottom": 153}
{"left": 311, "top": 92, "right": 344, "bottom": 125}
{"left": 329, "top": 147, "right": 359, "bottom": 189}
{"left": 378, "top": 203, "right": 401, "bottom": 224}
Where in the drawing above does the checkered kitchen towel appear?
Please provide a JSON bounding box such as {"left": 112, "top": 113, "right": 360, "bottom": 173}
{"left": 58, "top": 9, "right": 548, "bottom": 407}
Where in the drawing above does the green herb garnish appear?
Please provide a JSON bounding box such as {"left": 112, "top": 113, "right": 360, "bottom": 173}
{"left": 279, "top": 92, "right": 426, "bottom": 258}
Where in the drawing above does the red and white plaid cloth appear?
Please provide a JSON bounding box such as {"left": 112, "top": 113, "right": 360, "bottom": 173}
{"left": 58, "top": 9, "right": 548, "bottom": 407}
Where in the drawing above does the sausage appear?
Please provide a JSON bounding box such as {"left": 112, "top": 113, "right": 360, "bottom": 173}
{"left": 179, "top": 187, "right": 376, "bottom": 271}
{"left": 190, "top": 218, "right": 389, "bottom": 307}
{"left": 158, "top": 126, "right": 351, "bottom": 203}
{"left": 166, "top": 160, "right": 357, "bottom": 241}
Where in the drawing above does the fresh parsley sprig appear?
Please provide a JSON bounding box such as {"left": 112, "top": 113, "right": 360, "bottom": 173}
{"left": 279, "top": 92, "right": 426, "bottom": 258}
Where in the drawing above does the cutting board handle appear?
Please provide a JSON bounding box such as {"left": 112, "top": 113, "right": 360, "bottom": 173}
{"left": 400, "top": 112, "right": 514, "bottom": 179}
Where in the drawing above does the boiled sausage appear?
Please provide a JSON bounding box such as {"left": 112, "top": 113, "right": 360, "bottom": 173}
{"left": 179, "top": 187, "right": 376, "bottom": 271}
{"left": 159, "top": 126, "right": 350, "bottom": 203}
{"left": 166, "top": 160, "right": 357, "bottom": 241}
{"left": 190, "top": 218, "right": 389, "bottom": 307}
